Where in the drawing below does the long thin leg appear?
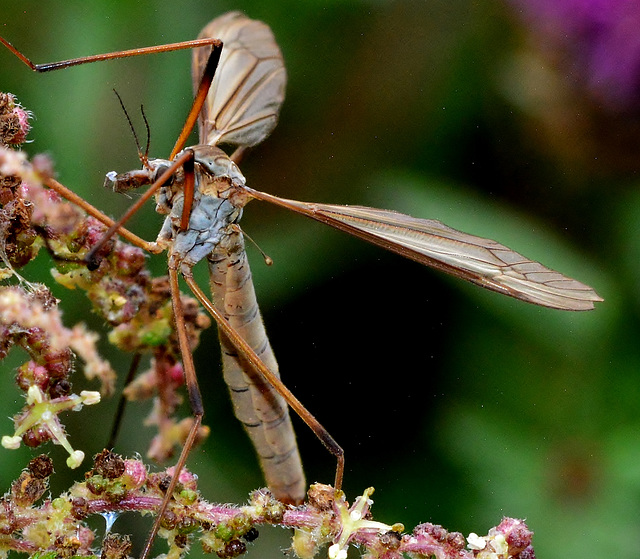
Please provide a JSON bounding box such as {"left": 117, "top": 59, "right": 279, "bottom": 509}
{"left": 180, "top": 151, "right": 196, "bottom": 231}
{"left": 170, "top": 42, "right": 223, "bottom": 159}
{"left": 5, "top": 31, "right": 224, "bottom": 252}
{"left": 182, "top": 268, "right": 345, "bottom": 492}
{"left": 43, "top": 177, "right": 158, "bottom": 253}
{"left": 0, "top": 36, "right": 220, "bottom": 73}
{"left": 139, "top": 264, "right": 205, "bottom": 559}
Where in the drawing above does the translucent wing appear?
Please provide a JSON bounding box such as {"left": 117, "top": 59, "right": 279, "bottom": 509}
{"left": 245, "top": 189, "right": 603, "bottom": 311}
{"left": 193, "top": 11, "right": 286, "bottom": 148}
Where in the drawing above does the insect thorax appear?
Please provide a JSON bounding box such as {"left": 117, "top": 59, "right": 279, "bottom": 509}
{"left": 106, "top": 145, "right": 250, "bottom": 269}
{"left": 159, "top": 146, "right": 249, "bottom": 268}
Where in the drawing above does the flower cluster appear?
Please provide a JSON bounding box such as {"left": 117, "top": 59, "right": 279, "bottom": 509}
{"left": 0, "top": 451, "right": 535, "bottom": 559}
{"left": 0, "top": 92, "right": 31, "bottom": 147}
{"left": 0, "top": 94, "right": 210, "bottom": 467}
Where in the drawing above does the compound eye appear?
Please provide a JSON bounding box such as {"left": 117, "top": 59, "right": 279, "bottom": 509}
{"left": 153, "top": 165, "right": 174, "bottom": 186}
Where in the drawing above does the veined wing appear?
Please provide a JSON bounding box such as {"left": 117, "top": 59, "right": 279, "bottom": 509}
{"left": 245, "top": 189, "right": 603, "bottom": 311}
{"left": 193, "top": 11, "right": 286, "bottom": 148}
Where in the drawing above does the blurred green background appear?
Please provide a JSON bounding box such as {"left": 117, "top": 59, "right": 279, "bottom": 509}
{"left": 0, "top": 1, "right": 638, "bottom": 558}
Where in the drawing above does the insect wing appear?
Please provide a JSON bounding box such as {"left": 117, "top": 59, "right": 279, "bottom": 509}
{"left": 246, "top": 191, "right": 603, "bottom": 311}
{"left": 193, "top": 11, "right": 286, "bottom": 148}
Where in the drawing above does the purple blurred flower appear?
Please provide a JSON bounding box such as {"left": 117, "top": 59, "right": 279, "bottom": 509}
{"left": 510, "top": 0, "right": 640, "bottom": 111}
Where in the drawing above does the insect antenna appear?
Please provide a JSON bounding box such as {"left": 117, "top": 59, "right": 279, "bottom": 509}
{"left": 140, "top": 104, "right": 151, "bottom": 166}
{"left": 112, "top": 89, "right": 151, "bottom": 169}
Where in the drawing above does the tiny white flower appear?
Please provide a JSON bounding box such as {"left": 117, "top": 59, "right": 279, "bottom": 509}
{"left": 492, "top": 533, "right": 508, "bottom": 555}
{"left": 67, "top": 449, "right": 85, "bottom": 469}
{"left": 328, "top": 544, "right": 347, "bottom": 559}
{"left": 350, "top": 510, "right": 362, "bottom": 521}
{"left": 27, "top": 385, "right": 44, "bottom": 404}
{"left": 467, "top": 533, "right": 487, "bottom": 550}
{"left": 80, "top": 391, "right": 101, "bottom": 406}
{"left": 2, "top": 435, "right": 21, "bottom": 449}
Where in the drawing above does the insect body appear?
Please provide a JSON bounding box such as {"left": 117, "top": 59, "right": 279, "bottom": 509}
{"left": 108, "top": 142, "right": 307, "bottom": 503}
{"left": 102, "top": 11, "right": 307, "bottom": 504}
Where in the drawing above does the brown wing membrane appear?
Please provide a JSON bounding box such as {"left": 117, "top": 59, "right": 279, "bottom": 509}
{"left": 193, "top": 11, "right": 286, "bottom": 148}
{"left": 245, "top": 189, "right": 603, "bottom": 311}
